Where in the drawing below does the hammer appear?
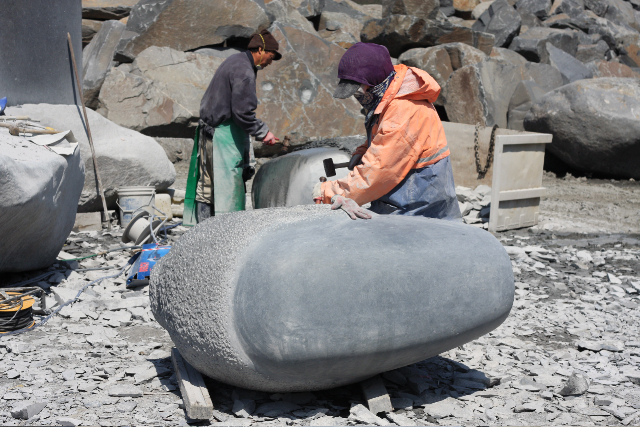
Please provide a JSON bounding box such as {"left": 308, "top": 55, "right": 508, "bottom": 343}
{"left": 323, "top": 158, "right": 350, "bottom": 177}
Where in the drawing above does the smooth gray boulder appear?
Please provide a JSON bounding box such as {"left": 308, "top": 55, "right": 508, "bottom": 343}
{"left": 546, "top": 42, "right": 593, "bottom": 82}
{"left": 508, "top": 26, "right": 579, "bottom": 62}
{"left": 252, "top": 148, "right": 351, "bottom": 209}
{"left": 472, "top": 0, "right": 522, "bottom": 47}
{"left": 524, "top": 78, "right": 640, "bottom": 179}
{"left": 150, "top": 205, "right": 514, "bottom": 392}
{"left": 0, "top": 131, "right": 84, "bottom": 272}
{"left": 82, "top": 19, "right": 125, "bottom": 109}
{"left": 7, "top": 104, "right": 175, "bottom": 212}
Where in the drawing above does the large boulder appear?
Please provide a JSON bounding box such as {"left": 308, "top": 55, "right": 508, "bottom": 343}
{"left": 524, "top": 78, "right": 640, "bottom": 179}
{"left": 382, "top": 0, "right": 440, "bottom": 20}
{"left": 507, "top": 79, "right": 546, "bottom": 130}
{"left": 252, "top": 148, "right": 351, "bottom": 209}
{"left": 508, "top": 26, "right": 580, "bottom": 62}
{"left": 546, "top": 42, "right": 593, "bottom": 82}
{"left": 116, "top": 0, "right": 270, "bottom": 62}
{"left": 254, "top": 23, "right": 364, "bottom": 156}
{"left": 150, "top": 205, "right": 514, "bottom": 392}
{"left": 361, "top": 14, "right": 495, "bottom": 57}
{"left": 398, "top": 46, "right": 454, "bottom": 102}
{"left": 83, "top": 20, "right": 126, "bottom": 109}
{"left": 523, "top": 61, "right": 565, "bottom": 91}
{"left": 264, "top": 0, "right": 317, "bottom": 33}
{"left": 472, "top": 0, "right": 522, "bottom": 47}
{"left": 588, "top": 16, "right": 640, "bottom": 51}
{"left": 98, "top": 46, "right": 225, "bottom": 138}
{"left": 7, "top": 104, "right": 176, "bottom": 212}
{"left": 443, "top": 58, "right": 521, "bottom": 127}
{"left": 0, "top": 128, "right": 84, "bottom": 273}
{"left": 318, "top": 11, "right": 366, "bottom": 48}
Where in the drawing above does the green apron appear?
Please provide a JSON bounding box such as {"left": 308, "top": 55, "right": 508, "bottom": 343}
{"left": 212, "top": 120, "right": 247, "bottom": 214}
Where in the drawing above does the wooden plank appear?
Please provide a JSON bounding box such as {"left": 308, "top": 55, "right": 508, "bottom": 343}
{"left": 498, "top": 187, "right": 546, "bottom": 201}
{"left": 171, "top": 348, "right": 213, "bottom": 420}
{"left": 361, "top": 375, "right": 393, "bottom": 414}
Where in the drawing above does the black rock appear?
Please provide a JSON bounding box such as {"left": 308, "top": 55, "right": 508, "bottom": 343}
{"left": 546, "top": 42, "right": 593, "bottom": 82}
{"left": 472, "top": 0, "right": 522, "bottom": 47}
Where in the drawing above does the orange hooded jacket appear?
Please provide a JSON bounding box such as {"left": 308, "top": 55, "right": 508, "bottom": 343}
{"left": 320, "top": 64, "right": 449, "bottom": 205}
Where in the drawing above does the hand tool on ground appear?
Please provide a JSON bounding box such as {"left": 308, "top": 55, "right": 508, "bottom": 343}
{"left": 0, "top": 122, "right": 61, "bottom": 136}
{"left": 67, "top": 32, "right": 111, "bottom": 230}
{"left": 0, "top": 116, "right": 35, "bottom": 121}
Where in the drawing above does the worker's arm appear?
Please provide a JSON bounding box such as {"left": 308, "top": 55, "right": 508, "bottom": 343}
{"left": 230, "top": 75, "right": 269, "bottom": 140}
{"left": 321, "top": 101, "right": 422, "bottom": 205}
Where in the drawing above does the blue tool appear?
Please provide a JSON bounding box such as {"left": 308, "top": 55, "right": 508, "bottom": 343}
{"left": 0, "top": 97, "right": 6, "bottom": 115}
{"left": 126, "top": 243, "right": 171, "bottom": 288}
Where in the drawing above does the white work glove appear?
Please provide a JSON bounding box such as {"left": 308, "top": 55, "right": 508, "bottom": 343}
{"left": 331, "top": 195, "right": 372, "bottom": 220}
{"left": 262, "top": 131, "right": 279, "bottom": 146}
{"left": 312, "top": 182, "right": 322, "bottom": 204}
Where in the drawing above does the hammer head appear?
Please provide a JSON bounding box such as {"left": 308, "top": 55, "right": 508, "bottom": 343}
{"left": 323, "top": 158, "right": 336, "bottom": 177}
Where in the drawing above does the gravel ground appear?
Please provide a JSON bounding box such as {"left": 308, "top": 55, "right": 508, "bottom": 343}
{"left": 1, "top": 176, "right": 639, "bottom": 426}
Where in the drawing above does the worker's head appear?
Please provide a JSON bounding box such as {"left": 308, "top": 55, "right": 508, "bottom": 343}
{"left": 248, "top": 29, "right": 282, "bottom": 69}
{"left": 333, "top": 43, "right": 394, "bottom": 99}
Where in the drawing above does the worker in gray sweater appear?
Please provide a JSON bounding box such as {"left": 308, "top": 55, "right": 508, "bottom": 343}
{"left": 195, "top": 29, "right": 282, "bottom": 220}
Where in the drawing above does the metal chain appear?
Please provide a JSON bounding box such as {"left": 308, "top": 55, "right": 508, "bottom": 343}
{"left": 474, "top": 123, "right": 499, "bottom": 178}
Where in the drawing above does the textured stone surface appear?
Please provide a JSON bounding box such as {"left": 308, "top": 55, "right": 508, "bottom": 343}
{"left": 116, "top": 0, "right": 270, "bottom": 62}
{"left": 150, "top": 205, "right": 514, "bottom": 392}
{"left": 264, "top": 0, "right": 317, "bottom": 33}
{"left": 382, "top": 0, "right": 440, "bottom": 20}
{"left": 507, "top": 79, "right": 546, "bottom": 130}
{"left": 546, "top": 42, "right": 593, "bottom": 82}
{"left": 398, "top": 45, "right": 454, "bottom": 104}
{"left": 82, "top": 19, "right": 103, "bottom": 46}
{"left": 516, "top": 0, "right": 552, "bottom": 19}
{"left": 445, "top": 42, "right": 488, "bottom": 68}
{"left": 82, "top": 19, "right": 126, "bottom": 109}
{"left": 82, "top": 0, "right": 138, "bottom": 20}
{"left": 0, "top": 126, "right": 84, "bottom": 273}
{"left": 508, "top": 26, "right": 579, "bottom": 62}
{"left": 254, "top": 23, "right": 363, "bottom": 155}
{"left": 523, "top": 61, "right": 564, "bottom": 91}
{"left": 361, "top": 14, "right": 495, "bottom": 57}
{"left": 0, "top": 0, "right": 82, "bottom": 107}
{"left": 574, "top": 40, "right": 609, "bottom": 62}
{"left": 472, "top": 0, "right": 522, "bottom": 47}
{"left": 7, "top": 104, "right": 175, "bottom": 212}
{"left": 252, "top": 148, "right": 351, "bottom": 209}
{"left": 588, "top": 60, "right": 640, "bottom": 78}
{"left": 98, "top": 46, "right": 224, "bottom": 137}
{"left": 318, "top": 11, "right": 364, "bottom": 48}
{"left": 443, "top": 58, "right": 521, "bottom": 127}
{"left": 524, "top": 78, "right": 640, "bottom": 179}
{"left": 549, "top": 0, "right": 584, "bottom": 18}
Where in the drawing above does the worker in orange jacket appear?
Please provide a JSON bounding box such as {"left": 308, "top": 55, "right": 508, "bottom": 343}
{"left": 313, "top": 42, "right": 462, "bottom": 221}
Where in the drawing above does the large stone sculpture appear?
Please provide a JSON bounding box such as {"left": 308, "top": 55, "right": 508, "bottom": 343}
{"left": 150, "top": 205, "right": 514, "bottom": 392}
{"left": 252, "top": 147, "right": 351, "bottom": 209}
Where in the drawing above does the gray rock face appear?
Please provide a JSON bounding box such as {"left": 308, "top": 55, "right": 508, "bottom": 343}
{"left": 116, "top": 0, "right": 270, "bottom": 62}
{"left": 7, "top": 104, "right": 175, "bottom": 212}
{"left": 398, "top": 45, "right": 454, "bottom": 103}
{"left": 265, "top": 0, "right": 318, "bottom": 33}
{"left": 150, "top": 205, "right": 514, "bottom": 392}
{"left": 575, "top": 40, "right": 609, "bottom": 62}
{"left": 508, "top": 26, "right": 579, "bottom": 62}
{"left": 382, "top": 0, "right": 441, "bottom": 20}
{"left": 361, "top": 15, "right": 495, "bottom": 57}
{"left": 0, "top": 127, "right": 84, "bottom": 273}
{"left": 524, "top": 61, "right": 565, "bottom": 91}
{"left": 0, "top": 0, "right": 82, "bottom": 106}
{"left": 82, "top": 0, "right": 139, "bottom": 20}
{"left": 584, "top": 0, "right": 607, "bottom": 16}
{"left": 507, "top": 80, "right": 546, "bottom": 130}
{"left": 549, "top": 0, "right": 585, "bottom": 18}
{"left": 82, "top": 20, "right": 125, "bottom": 109}
{"left": 443, "top": 58, "right": 521, "bottom": 127}
{"left": 558, "top": 373, "right": 590, "bottom": 396}
{"left": 524, "top": 78, "right": 640, "bottom": 179}
{"left": 472, "top": 0, "right": 522, "bottom": 47}
{"left": 516, "top": 0, "right": 552, "bottom": 19}
{"left": 318, "top": 11, "right": 365, "bottom": 48}
{"left": 98, "top": 46, "right": 224, "bottom": 138}
{"left": 82, "top": 19, "right": 103, "bottom": 47}
{"left": 252, "top": 148, "right": 351, "bottom": 209}
{"left": 546, "top": 42, "right": 593, "bottom": 82}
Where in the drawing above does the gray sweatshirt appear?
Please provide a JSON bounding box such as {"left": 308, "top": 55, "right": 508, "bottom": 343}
{"left": 199, "top": 51, "right": 269, "bottom": 140}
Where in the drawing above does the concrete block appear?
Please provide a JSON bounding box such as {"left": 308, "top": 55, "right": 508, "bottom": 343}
{"left": 73, "top": 212, "right": 103, "bottom": 232}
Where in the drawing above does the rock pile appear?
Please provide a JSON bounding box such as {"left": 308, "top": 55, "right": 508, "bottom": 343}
{"left": 456, "top": 184, "right": 492, "bottom": 228}
{"left": 79, "top": 0, "right": 640, "bottom": 178}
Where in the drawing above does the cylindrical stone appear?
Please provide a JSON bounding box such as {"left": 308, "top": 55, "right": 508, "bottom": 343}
{"left": 150, "top": 205, "right": 514, "bottom": 392}
{"left": 0, "top": 0, "right": 82, "bottom": 106}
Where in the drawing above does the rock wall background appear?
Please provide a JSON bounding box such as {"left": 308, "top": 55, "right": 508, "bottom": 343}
{"left": 82, "top": 0, "right": 640, "bottom": 177}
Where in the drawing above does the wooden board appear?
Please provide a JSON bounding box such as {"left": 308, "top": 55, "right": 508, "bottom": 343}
{"left": 171, "top": 348, "right": 214, "bottom": 420}
{"left": 361, "top": 375, "right": 393, "bottom": 414}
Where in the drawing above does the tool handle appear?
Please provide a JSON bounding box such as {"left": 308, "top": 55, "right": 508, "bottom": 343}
{"left": 334, "top": 162, "right": 350, "bottom": 168}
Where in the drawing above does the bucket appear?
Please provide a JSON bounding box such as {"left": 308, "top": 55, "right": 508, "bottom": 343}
{"left": 117, "top": 186, "right": 156, "bottom": 228}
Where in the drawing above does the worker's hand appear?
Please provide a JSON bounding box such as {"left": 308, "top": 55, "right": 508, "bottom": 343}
{"left": 348, "top": 153, "right": 364, "bottom": 170}
{"left": 312, "top": 182, "right": 323, "bottom": 204}
{"left": 331, "top": 195, "right": 372, "bottom": 220}
{"left": 262, "top": 131, "right": 279, "bottom": 146}
{"left": 352, "top": 145, "right": 367, "bottom": 156}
